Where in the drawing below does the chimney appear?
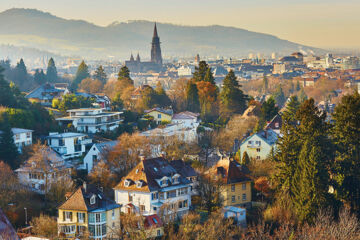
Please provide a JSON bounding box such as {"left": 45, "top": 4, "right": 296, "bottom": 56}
{"left": 83, "top": 181, "right": 87, "bottom": 192}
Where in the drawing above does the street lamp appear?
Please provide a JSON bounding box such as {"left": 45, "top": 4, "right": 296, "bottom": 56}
{"left": 24, "top": 207, "right": 28, "bottom": 226}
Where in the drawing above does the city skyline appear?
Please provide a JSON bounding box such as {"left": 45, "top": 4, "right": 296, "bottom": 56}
{"left": 1, "top": 0, "right": 360, "bottom": 49}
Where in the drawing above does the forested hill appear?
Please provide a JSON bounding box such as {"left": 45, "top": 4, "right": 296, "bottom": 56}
{"left": 0, "top": 8, "right": 322, "bottom": 59}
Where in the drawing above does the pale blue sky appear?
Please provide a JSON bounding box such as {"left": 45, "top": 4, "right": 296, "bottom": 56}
{"left": 1, "top": 0, "right": 360, "bottom": 48}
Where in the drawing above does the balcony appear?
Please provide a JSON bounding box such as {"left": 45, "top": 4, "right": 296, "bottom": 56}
{"left": 80, "top": 138, "right": 92, "bottom": 145}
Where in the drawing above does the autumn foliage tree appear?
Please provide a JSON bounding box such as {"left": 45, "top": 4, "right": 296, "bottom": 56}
{"left": 78, "top": 78, "right": 103, "bottom": 93}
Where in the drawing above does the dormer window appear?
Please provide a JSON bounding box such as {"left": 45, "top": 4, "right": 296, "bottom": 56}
{"left": 158, "top": 176, "right": 168, "bottom": 187}
{"left": 172, "top": 174, "right": 180, "bottom": 184}
{"left": 90, "top": 195, "right": 96, "bottom": 205}
{"left": 124, "top": 179, "right": 132, "bottom": 187}
{"left": 136, "top": 180, "right": 143, "bottom": 188}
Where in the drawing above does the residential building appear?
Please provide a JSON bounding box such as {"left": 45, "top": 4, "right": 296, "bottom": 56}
{"left": 46, "top": 132, "right": 92, "bottom": 160}
{"left": 140, "top": 123, "right": 198, "bottom": 143}
{"left": 171, "top": 111, "right": 200, "bottom": 128}
{"left": 57, "top": 183, "right": 121, "bottom": 239}
{"left": 114, "top": 157, "right": 193, "bottom": 221}
{"left": 239, "top": 129, "right": 278, "bottom": 161}
{"left": 144, "top": 108, "right": 173, "bottom": 124}
{"left": 207, "top": 158, "right": 252, "bottom": 208}
{"left": 169, "top": 160, "right": 198, "bottom": 195}
{"left": 0, "top": 128, "right": 33, "bottom": 153}
{"left": 56, "top": 108, "right": 123, "bottom": 134}
{"left": 0, "top": 208, "right": 20, "bottom": 240}
{"left": 264, "top": 114, "right": 282, "bottom": 135}
{"left": 15, "top": 146, "right": 72, "bottom": 194}
{"left": 83, "top": 141, "right": 118, "bottom": 173}
{"left": 177, "top": 66, "right": 195, "bottom": 77}
{"left": 127, "top": 214, "right": 164, "bottom": 239}
{"left": 25, "top": 83, "right": 68, "bottom": 106}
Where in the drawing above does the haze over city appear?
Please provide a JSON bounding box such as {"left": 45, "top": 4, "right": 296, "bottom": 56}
{"left": 1, "top": 0, "right": 360, "bottom": 49}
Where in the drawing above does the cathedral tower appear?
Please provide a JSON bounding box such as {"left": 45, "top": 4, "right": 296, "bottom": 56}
{"left": 151, "top": 23, "right": 163, "bottom": 65}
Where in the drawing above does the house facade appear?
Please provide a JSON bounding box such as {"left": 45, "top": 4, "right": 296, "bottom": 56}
{"left": 57, "top": 183, "right": 121, "bottom": 240}
{"left": 239, "top": 129, "right": 278, "bottom": 161}
{"left": 25, "top": 83, "right": 68, "bottom": 106}
{"left": 207, "top": 158, "right": 252, "bottom": 208}
{"left": 46, "top": 132, "right": 92, "bottom": 160}
{"left": 114, "top": 157, "right": 193, "bottom": 221}
{"left": 83, "top": 141, "right": 118, "bottom": 173}
{"left": 12, "top": 128, "right": 33, "bottom": 153}
{"left": 171, "top": 111, "right": 200, "bottom": 129}
{"left": 144, "top": 108, "right": 173, "bottom": 124}
{"left": 15, "top": 147, "right": 72, "bottom": 194}
{"left": 56, "top": 108, "right": 123, "bottom": 134}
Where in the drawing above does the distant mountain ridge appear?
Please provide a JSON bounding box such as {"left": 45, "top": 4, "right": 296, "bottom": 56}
{"left": 0, "top": 8, "right": 322, "bottom": 60}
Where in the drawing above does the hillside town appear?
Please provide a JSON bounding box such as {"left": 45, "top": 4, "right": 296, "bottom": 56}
{"left": 0, "top": 9, "right": 360, "bottom": 240}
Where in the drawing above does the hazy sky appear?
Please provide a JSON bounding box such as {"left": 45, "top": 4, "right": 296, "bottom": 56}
{"left": 1, "top": 0, "right": 360, "bottom": 48}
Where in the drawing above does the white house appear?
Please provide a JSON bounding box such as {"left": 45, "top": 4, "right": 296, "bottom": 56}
{"left": 239, "top": 129, "right": 278, "bottom": 161}
{"left": 56, "top": 108, "right": 123, "bottom": 134}
{"left": 15, "top": 146, "right": 72, "bottom": 194}
{"left": 171, "top": 111, "right": 200, "bottom": 129}
{"left": 83, "top": 140, "right": 118, "bottom": 173}
{"left": 46, "top": 132, "right": 92, "bottom": 160}
{"left": 11, "top": 128, "right": 33, "bottom": 153}
{"left": 140, "top": 123, "right": 198, "bottom": 143}
{"left": 114, "top": 157, "right": 193, "bottom": 221}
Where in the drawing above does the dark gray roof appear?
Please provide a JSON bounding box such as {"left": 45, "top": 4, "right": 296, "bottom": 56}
{"left": 25, "top": 83, "right": 64, "bottom": 100}
{"left": 94, "top": 141, "right": 119, "bottom": 154}
{"left": 169, "top": 160, "right": 198, "bottom": 178}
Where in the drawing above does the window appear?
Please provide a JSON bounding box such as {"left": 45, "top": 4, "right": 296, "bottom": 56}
{"left": 256, "top": 148, "right": 261, "bottom": 152}
{"left": 151, "top": 192, "right": 158, "bottom": 200}
{"left": 90, "top": 195, "right": 96, "bottom": 205}
{"left": 140, "top": 205, "right": 145, "bottom": 212}
{"left": 178, "top": 187, "right": 188, "bottom": 196}
{"left": 15, "top": 134, "right": 20, "bottom": 140}
{"left": 158, "top": 114, "right": 161, "bottom": 119}
{"left": 231, "top": 196, "right": 235, "bottom": 203}
{"left": 256, "top": 156, "right": 261, "bottom": 160}
{"left": 77, "top": 212, "right": 85, "bottom": 223}
{"left": 124, "top": 179, "right": 131, "bottom": 187}
{"left": 248, "top": 141, "right": 252, "bottom": 145}
{"left": 167, "top": 190, "right": 177, "bottom": 199}
{"left": 26, "top": 132, "right": 31, "bottom": 138}
{"left": 61, "top": 225, "right": 76, "bottom": 233}
{"left": 112, "top": 209, "right": 115, "bottom": 219}
{"left": 153, "top": 207, "right": 157, "bottom": 211}
{"left": 242, "top": 183, "right": 246, "bottom": 190}
{"left": 231, "top": 184, "right": 235, "bottom": 192}
{"left": 129, "top": 195, "right": 133, "bottom": 202}
{"left": 63, "top": 211, "right": 72, "bottom": 222}
{"left": 95, "top": 213, "right": 101, "bottom": 223}
{"left": 275, "top": 122, "right": 279, "bottom": 128}
{"left": 136, "top": 180, "right": 143, "bottom": 188}
{"left": 242, "top": 193, "right": 247, "bottom": 201}
{"left": 157, "top": 229, "right": 161, "bottom": 236}
{"left": 159, "top": 192, "right": 165, "bottom": 200}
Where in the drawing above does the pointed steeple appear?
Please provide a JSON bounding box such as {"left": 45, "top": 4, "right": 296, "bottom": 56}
{"left": 153, "top": 22, "right": 158, "bottom": 38}
{"left": 130, "top": 53, "right": 134, "bottom": 61}
{"left": 136, "top": 53, "right": 141, "bottom": 62}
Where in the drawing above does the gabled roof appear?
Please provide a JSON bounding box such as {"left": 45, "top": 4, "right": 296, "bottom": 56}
{"left": 114, "top": 157, "right": 192, "bottom": 192}
{"left": 25, "top": 83, "right": 64, "bottom": 100}
{"left": 93, "top": 141, "right": 118, "bottom": 154}
{"left": 241, "top": 129, "right": 278, "bottom": 147}
{"left": 0, "top": 208, "right": 20, "bottom": 240}
{"left": 208, "top": 158, "right": 251, "bottom": 184}
{"left": 11, "top": 128, "right": 33, "bottom": 134}
{"left": 169, "top": 160, "right": 198, "bottom": 178}
{"left": 59, "top": 184, "right": 120, "bottom": 212}
{"left": 144, "top": 108, "right": 173, "bottom": 116}
{"left": 172, "top": 111, "right": 200, "bottom": 120}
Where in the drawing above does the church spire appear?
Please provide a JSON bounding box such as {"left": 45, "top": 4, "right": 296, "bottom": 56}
{"left": 130, "top": 53, "right": 134, "bottom": 61}
{"left": 151, "top": 22, "right": 162, "bottom": 65}
{"left": 153, "top": 22, "right": 158, "bottom": 38}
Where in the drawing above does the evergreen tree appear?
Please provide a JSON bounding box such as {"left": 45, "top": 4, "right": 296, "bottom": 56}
{"left": 298, "top": 88, "right": 307, "bottom": 102}
{"left": 94, "top": 65, "right": 107, "bottom": 84}
{"left": 261, "top": 97, "right": 278, "bottom": 121}
{"left": 296, "top": 80, "right": 301, "bottom": 91}
{"left": 186, "top": 82, "right": 200, "bottom": 113}
{"left": 242, "top": 151, "right": 250, "bottom": 166}
{"left": 220, "top": 70, "right": 247, "bottom": 114}
{"left": 15, "top": 58, "right": 27, "bottom": 77}
{"left": 331, "top": 92, "right": 360, "bottom": 213}
{"left": 193, "top": 61, "right": 209, "bottom": 82}
{"left": 272, "top": 84, "right": 286, "bottom": 107}
{"left": 12, "top": 58, "right": 28, "bottom": 86}
{"left": 118, "top": 66, "right": 131, "bottom": 80}
{"left": 46, "top": 58, "right": 58, "bottom": 83}
{"left": 0, "top": 116, "right": 19, "bottom": 169}
{"left": 272, "top": 96, "right": 301, "bottom": 205}
{"left": 34, "top": 69, "right": 46, "bottom": 85}
{"left": 71, "top": 60, "right": 90, "bottom": 90}
{"left": 0, "top": 67, "right": 17, "bottom": 107}
{"left": 292, "top": 99, "right": 333, "bottom": 223}
{"left": 204, "top": 68, "right": 215, "bottom": 85}
{"left": 262, "top": 76, "right": 269, "bottom": 93}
